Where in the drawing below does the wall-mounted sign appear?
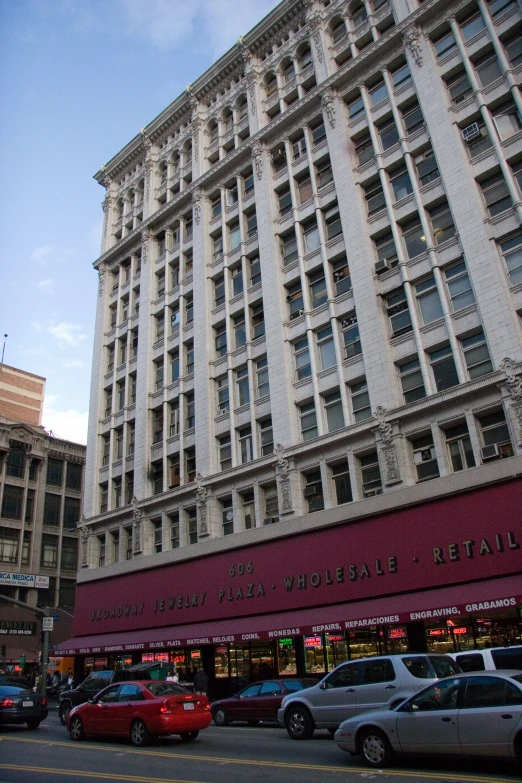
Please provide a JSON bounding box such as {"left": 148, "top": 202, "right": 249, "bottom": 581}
{"left": 0, "top": 572, "right": 49, "bottom": 589}
{"left": 305, "top": 636, "right": 322, "bottom": 648}
{"left": 0, "top": 620, "right": 37, "bottom": 636}
{"left": 388, "top": 627, "right": 407, "bottom": 639}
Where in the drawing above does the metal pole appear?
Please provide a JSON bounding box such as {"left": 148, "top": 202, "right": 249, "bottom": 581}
{"left": 40, "top": 608, "right": 50, "bottom": 701}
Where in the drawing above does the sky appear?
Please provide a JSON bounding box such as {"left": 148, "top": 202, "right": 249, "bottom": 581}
{"left": 0, "top": 0, "right": 280, "bottom": 444}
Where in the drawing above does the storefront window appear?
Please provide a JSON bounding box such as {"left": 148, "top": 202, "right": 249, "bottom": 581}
{"left": 278, "top": 638, "right": 297, "bottom": 675}
{"left": 347, "top": 629, "right": 380, "bottom": 658}
{"left": 251, "top": 642, "right": 275, "bottom": 680}
{"left": 214, "top": 646, "right": 229, "bottom": 678}
{"left": 305, "top": 635, "right": 325, "bottom": 673}
{"left": 229, "top": 644, "right": 251, "bottom": 684}
{"left": 386, "top": 626, "right": 409, "bottom": 654}
{"left": 325, "top": 634, "right": 348, "bottom": 671}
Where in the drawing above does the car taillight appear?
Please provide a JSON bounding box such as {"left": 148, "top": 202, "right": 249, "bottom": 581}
{"left": 159, "top": 700, "right": 171, "bottom": 715}
{"left": 0, "top": 697, "right": 15, "bottom": 707}
{"left": 41, "top": 698, "right": 47, "bottom": 707}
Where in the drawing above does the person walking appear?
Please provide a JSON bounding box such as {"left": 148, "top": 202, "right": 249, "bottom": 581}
{"left": 193, "top": 667, "right": 209, "bottom": 696}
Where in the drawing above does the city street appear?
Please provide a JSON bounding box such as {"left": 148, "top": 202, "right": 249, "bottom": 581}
{"left": 0, "top": 707, "right": 519, "bottom": 783}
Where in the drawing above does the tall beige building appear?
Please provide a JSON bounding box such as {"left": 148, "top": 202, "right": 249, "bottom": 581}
{"left": 61, "top": 0, "right": 522, "bottom": 687}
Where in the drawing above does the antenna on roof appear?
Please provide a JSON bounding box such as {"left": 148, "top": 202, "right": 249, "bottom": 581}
{"left": 1, "top": 334, "right": 7, "bottom": 365}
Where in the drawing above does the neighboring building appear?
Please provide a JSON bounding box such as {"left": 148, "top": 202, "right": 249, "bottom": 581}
{"left": 0, "top": 409, "right": 85, "bottom": 671}
{"left": 60, "top": 0, "right": 522, "bottom": 691}
{"left": 0, "top": 364, "right": 45, "bottom": 427}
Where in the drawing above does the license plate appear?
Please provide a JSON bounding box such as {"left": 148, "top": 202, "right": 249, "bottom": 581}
{"left": 23, "top": 701, "right": 33, "bottom": 707}
{"left": 183, "top": 702, "right": 195, "bottom": 711}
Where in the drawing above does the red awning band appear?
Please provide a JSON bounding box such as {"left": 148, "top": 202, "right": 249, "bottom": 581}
{"left": 55, "top": 574, "right": 522, "bottom": 655}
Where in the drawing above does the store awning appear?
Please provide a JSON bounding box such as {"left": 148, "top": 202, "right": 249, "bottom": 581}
{"left": 55, "top": 574, "right": 522, "bottom": 655}
{"left": 2, "top": 647, "right": 40, "bottom": 664}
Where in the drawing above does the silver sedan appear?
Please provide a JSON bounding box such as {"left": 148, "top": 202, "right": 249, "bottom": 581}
{"left": 334, "top": 670, "right": 522, "bottom": 768}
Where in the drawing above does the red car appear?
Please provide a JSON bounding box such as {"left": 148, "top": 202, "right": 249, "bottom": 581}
{"left": 67, "top": 680, "right": 211, "bottom": 746}
{"left": 211, "top": 679, "right": 318, "bottom": 726}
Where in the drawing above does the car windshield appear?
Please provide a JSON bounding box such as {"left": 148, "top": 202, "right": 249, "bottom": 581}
{"left": 0, "top": 685, "right": 29, "bottom": 695}
{"left": 144, "top": 682, "right": 190, "bottom": 697}
{"left": 285, "top": 679, "right": 316, "bottom": 692}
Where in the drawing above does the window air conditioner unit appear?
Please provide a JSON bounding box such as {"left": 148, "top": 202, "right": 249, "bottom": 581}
{"left": 481, "top": 443, "right": 500, "bottom": 461}
{"left": 375, "top": 258, "right": 391, "bottom": 274}
{"left": 304, "top": 485, "right": 318, "bottom": 497}
{"left": 462, "top": 122, "right": 480, "bottom": 141}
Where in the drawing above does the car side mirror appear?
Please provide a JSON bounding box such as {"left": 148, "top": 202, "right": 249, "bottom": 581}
{"left": 319, "top": 681, "right": 327, "bottom": 690}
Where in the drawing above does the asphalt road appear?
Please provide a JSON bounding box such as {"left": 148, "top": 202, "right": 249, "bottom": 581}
{"left": 0, "top": 707, "right": 519, "bottom": 783}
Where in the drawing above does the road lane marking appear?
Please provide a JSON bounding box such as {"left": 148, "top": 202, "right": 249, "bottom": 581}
{"left": 0, "top": 738, "right": 516, "bottom": 783}
{"left": 0, "top": 766, "right": 202, "bottom": 783}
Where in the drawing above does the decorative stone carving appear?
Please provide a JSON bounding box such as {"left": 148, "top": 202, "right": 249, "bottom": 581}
{"left": 507, "top": 402, "right": 522, "bottom": 446}
{"left": 279, "top": 478, "right": 293, "bottom": 513}
{"left": 195, "top": 473, "right": 208, "bottom": 535}
{"left": 274, "top": 443, "right": 289, "bottom": 479}
{"left": 132, "top": 496, "right": 142, "bottom": 553}
{"left": 102, "top": 194, "right": 111, "bottom": 241}
{"left": 195, "top": 473, "right": 208, "bottom": 504}
{"left": 374, "top": 406, "right": 393, "bottom": 446}
{"left": 140, "top": 127, "right": 152, "bottom": 151}
{"left": 381, "top": 445, "right": 401, "bottom": 484}
{"left": 500, "top": 357, "right": 522, "bottom": 401}
{"left": 98, "top": 264, "right": 106, "bottom": 298}
{"left": 322, "top": 90, "right": 336, "bottom": 128}
{"left": 141, "top": 228, "right": 150, "bottom": 265}
{"left": 80, "top": 518, "right": 89, "bottom": 567}
{"left": 143, "top": 159, "right": 152, "bottom": 204}
{"left": 246, "top": 69, "right": 257, "bottom": 116}
{"left": 404, "top": 26, "right": 423, "bottom": 68}
{"left": 198, "top": 503, "right": 208, "bottom": 535}
{"left": 191, "top": 115, "right": 201, "bottom": 163}
{"left": 192, "top": 189, "right": 202, "bottom": 224}
{"left": 252, "top": 144, "right": 263, "bottom": 180}
{"left": 186, "top": 84, "right": 198, "bottom": 111}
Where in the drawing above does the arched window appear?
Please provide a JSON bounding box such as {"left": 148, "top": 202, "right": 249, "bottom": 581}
{"left": 350, "top": 1, "right": 368, "bottom": 28}
{"left": 265, "top": 72, "right": 278, "bottom": 97}
{"left": 208, "top": 120, "right": 218, "bottom": 143}
{"left": 331, "top": 17, "right": 347, "bottom": 43}
{"left": 237, "top": 95, "right": 248, "bottom": 121}
{"left": 281, "top": 58, "right": 296, "bottom": 84}
{"left": 298, "top": 44, "right": 313, "bottom": 71}
{"left": 223, "top": 108, "right": 234, "bottom": 133}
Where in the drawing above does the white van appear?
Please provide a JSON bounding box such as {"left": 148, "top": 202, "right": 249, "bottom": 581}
{"left": 450, "top": 645, "right": 522, "bottom": 672}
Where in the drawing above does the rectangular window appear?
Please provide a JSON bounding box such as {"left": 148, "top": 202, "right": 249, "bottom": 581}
{"left": 399, "top": 358, "right": 426, "bottom": 403}
{"left": 229, "top": 368, "right": 247, "bottom": 411}
{"left": 170, "top": 513, "right": 180, "bottom": 549}
{"left": 360, "top": 452, "right": 382, "bottom": 497}
{"left": 402, "top": 101, "right": 424, "bottom": 135}
{"left": 221, "top": 498, "right": 234, "bottom": 536}
{"left": 292, "top": 135, "right": 306, "bottom": 160}
{"left": 243, "top": 173, "right": 254, "bottom": 196}
{"left": 0, "top": 527, "right": 19, "bottom": 563}
{"left": 369, "top": 81, "right": 388, "bottom": 106}
{"left": 151, "top": 461, "right": 163, "bottom": 495}
{"left": 214, "top": 276, "right": 225, "bottom": 307}
{"left": 156, "top": 313, "right": 165, "bottom": 341}
{"left": 415, "top": 149, "right": 440, "bottom": 186}
{"left": 102, "top": 433, "right": 110, "bottom": 466}
{"left": 287, "top": 281, "right": 304, "bottom": 319}
{"left": 25, "top": 489, "right": 35, "bottom": 524}
{"left": 124, "top": 526, "right": 133, "bottom": 560}
{"left": 444, "top": 261, "right": 475, "bottom": 311}
{"left": 246, "top": 210, "right": 257, "bottom": 238}
{"left": 304, "top": 470, "right": 324, "bottom": 512}
{"left": 6, "top": 450, "right": 25, "bottom": 478}
{"left": 170, "top": 351, "right": 180, "bottom": 383}
{"left": 478, "top": 410, "right": 514, "bottom": 457}
{"left": 111, "top": 531, "right": 119, "bottom": 563}
{"left": 217, "top": 376, "right": 230, "bottom": 414}
{"left": 332, "top": 461, "right": 352, "bottom": 505}
{"left": 461, "top": 330, "right": 493, "bottom": 378}
{"left": 282, "top": 232, "right": 298, "bottom": 265}
{"left": 231, "top": 265, "right": 243, "bottom": 297}
{"left": 386, "top": 289, "right": 412, "bottom": 337}
{"left": 153, "top": 518, "right": 162, "bottom": 553}
{"left": 185, "top": 392, "right": 195, "bottom": 429}
{"left": 474, "top": 52, "right": 503, "bottom": 88}
{"left": 60, "top": 538, "right": 78, "bottom": 571}
{"left": 260, "top": 417, "right": 273, "bottom": 456}
{"left": 155, "top": 360, "right": 164, "bottom": 391}
{"left": 355, "top": 133, "right": 374, "bottom": 166}
{"left": 233, "top": 311, "right": 246, "bottom": 348}
{"left": 480, "top": 173, "right": 512, "bottom": 217}
{"left": 152, "top": 409, "right": 163, "bottom": 443}
{"left": 493, "top": 99, "right": 522, "bottom": 141}
{"left": 351, "top": 380, "right": 371, "bottom": 422}
{"left": 117, "top": 380, "right": 125, "bottom": 411}
{"left": 242, "top": 492, "right": 255, "bottom": 529}
{"left": 430, "top": 202, "right": 456, "bottom": 245}
{"left": 125, "top": 472, "right": 134, "bottom": 503}
{"left": 100, "top": 483, "right": 108, "bottom": 513}
{"left": 445, "top": 422, "right": 476, "bottom": 472}
{"left": 188, "top": 508, "right": 198, "bottom": 544}
{"left": 304, "top": 221, "right": 321, "bottom": 253}
{"left": 402, "top": 216, "right": 426, "bottom": 259}
{"left": 332, "top": 257, "right": 351, "bottom": 296}
{"left": 21, "top": 531, "right": 31, "bottom": 565}
{"left": 415, "top": 276, "right": 444, "bottom": 324}
{"left": 461, "top": 12, "right": 486, "bottom": 40}
{"left": 311, "top": 122, "right": 326, "bottom": 146}
{"left": 41, "top": 534, "right": 58, "bottom": 568}
{"left": 446, "top": 71, "right": 473, "bottom": 105}
{"left": 65, "top": 462, "right": 82, "bottom": 491}
{"left": 499, "top": 233, "right": 522, "bottom": 285}
{"left": 316, "top": 159, "right": 333, "bottom": 189}
{"left": 348, "top": 95, "right": 364, "bottom": 120}
{"left": 219, "top": 434, "right": 232, "bottom": 471}
{"left": 264, "top": 485, "right": 279, "bottom": 522}
{"left": 390, "top": 165, "right": 413, "bottom": 201}
{"left": 309, "top": 268, "right": 327, "bottom": 308}
{"left": 378, "top": 118, "right": 399, "bottom": 151}
{"left": 375, "top": 231, "right": 398, "bottom": 266}
{"left": 169, "top": 455, "right": 180, "bottom": 488}
{"left": 342, "top": 315, "right": 361, "bottom": 359}
{"left": 63, "top": 497, "right": 80, "bottom": 529}
{"left": 490, "top": 0, "right": 516, "bottom": 16}
{"left": 256, "top": 357, "right": 270, "bottom": 398}
{"left": 185, "top": 342, "right": 194, "bottom": 375}
{"left": 392, "top": 62, "right": 411, "bottom": 89}
{"left": 239, "top": 426, "right": 253, "bottom": 463}
{"left": 324, "top": 390, "right": 344, "bottom": 432}
{"left": 251, "top": 302, "right": 265, "bottom": 338}
{"left": 317, "top": 325, "right": 336, "bottom": 369}
{"left": 294, "top": 337, "right": 311, "bottom": 380}
{"left": 412, "top": 434, "right": 440, "bottom": 482}
{"left": 47, "top": 458, "right": 63, "bottom": 486}
{"left": 43, "top": 493, "right": 61, "bottom": 526}
{"left": 297, "top": 174, "right": 313, "bottom": 205}
{"left": 278, "top": 187, "right": 293, "bottom": 216}
{"left": 299, "top": 401, "right": 318, "bottom": 441}
{"left": 250, "top": 256, "right": 261, "bottom": 287}
{"left": 229, "top": 221, "right": 241, "bottom": 250}
{"left": 185, "top": 295, "right": 193, "bottom": 324}
{"left": 434, "top": 30, "right": 457, "bottom": 58}
{"left": 365, "top": 181, "right": 386, "bottom": 215}
{"left": 429, "top": 345, "right": 459, "bottom": 391}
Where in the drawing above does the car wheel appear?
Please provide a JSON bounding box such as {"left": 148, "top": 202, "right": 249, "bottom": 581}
{"left": 358, "top": 728, "right": 392, "bottom": 768}
{"left": 179, "top": 730, "right": 199, "bottom": 742}
{"left": 69, "top": 716, "right": 85, "bottom": 742}
{"left": 130, "top": 718, "right": 151, "bottom": 747}
{"left": 213, "top": 707, "right": 230, "bottom": 726}
{"left": 26, "top": 719, "right": 40, "bottom": 730}
{"left": 59, "top": 702, "right": 72, "bottom": 726}
{"left": 247, "top": 720, "right": 259, "bottom": 726}
{"left": 285, "top": 705, "right": 315, "bottom": 740}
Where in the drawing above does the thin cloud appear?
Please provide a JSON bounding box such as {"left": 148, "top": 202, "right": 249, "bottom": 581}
{"left": 31, "top": 320, "right": 43, "bottom": 332}
{"left": 36, "top": 278, "right": 54, "bottom": 292}
{"left": 48, "top": 322, "right": 86, "bottom": 347}
{"left": 42, "top": 401, "right": 88, "bottom": 445}
{"left": 62, "top": 359, "right": 84, "bottom": 368}
{"left": 30, "top": 245, "right": 53, "bottom": 263}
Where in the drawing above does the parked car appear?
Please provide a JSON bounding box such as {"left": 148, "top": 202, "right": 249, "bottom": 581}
{"left": 0, "top": 676, "right": 33, "bottom": 689}
{"left": 59, "top": 668, "right": 151, "bottom": 725}
{"left": 278, "top": 653, "right": 461, "bottom": 739}
{"left": 67, "top": 680, "right": 211, "bottom": 746}
{"left": 450, "top": 645, "right": 522, "bottom": 672}
{"left": 212, "top": 678, "right": 318, "bottom": 726}
{"left": 335, "top": 669, "right": 522, "bottom": 768}
{"left": 0, "top": 684, "right": 48, "bottom": 730}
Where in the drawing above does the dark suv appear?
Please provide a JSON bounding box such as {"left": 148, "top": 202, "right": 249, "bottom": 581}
{"left": 58, "top": 669, "right": 151, "bottom": 725}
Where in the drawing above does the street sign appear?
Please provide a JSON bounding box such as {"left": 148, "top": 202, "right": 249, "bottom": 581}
{"left": 52, "top": 615, "right": 60, "bottom": 621}
{"left": 42, "top": 618, "right": 54, "bottom": 632}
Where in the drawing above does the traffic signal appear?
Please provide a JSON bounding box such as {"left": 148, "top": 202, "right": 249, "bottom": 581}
{"left": 1, "top": 644, "right": 6, "bottom": 657}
